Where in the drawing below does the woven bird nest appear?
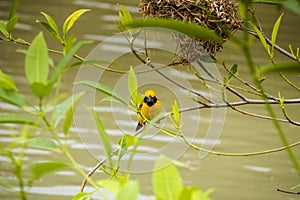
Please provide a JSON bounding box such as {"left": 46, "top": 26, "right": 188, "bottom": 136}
{"left": 139, "top": 0, "right": 242, "bottom": 57}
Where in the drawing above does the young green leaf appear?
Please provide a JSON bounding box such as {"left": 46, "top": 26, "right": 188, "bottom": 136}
{"left": 97, "top": 179, "right": 121, "bottom": 194}
{"left": 89, "top": 108, "right": 113, "bottom": 168}
{"left": 118, "top": 4, "right": 133, "bottom": 29}
{"left": 260, "top": 62, "right": 300, "bottom": 74}
{"left": 271, "top": 13, "right": 283, "bottom": 58}
{"left": 291, "top": 183, "right": 300, "bottom": 189}
{"left": 27, "top": 137, "right": 60, "bottom": 152}
{"left": 6, "top": 15, "right": 19, "bottom": 36}
{"left": 63, "top": 9, "right": 91, "bottom": 39}
{"left": 30, "top": 161, "right": 69, "bottom": 184}
{"left": 152, "top": 155, "right": 183, "bottom": 200}
{"left": 172, "top": 100, "right": 180, "bottom": 125}
{"left": 178, "top": 187, "right": 213, "bottom": 200}
{"left": 39, "top": 12, "right": 62, "bottom": 43}
{"left": 72, "top": 192, "right": 90, "bottom": 200}
{"left": 0, "top": 115, "right": 35, "bottom": 125}
{"left": 116, "top": 180, "right": 139, "bottom": 200}
{"left": 0, "top": 88, "right": 26, "bottom": 107}
{"left": 128, "top": 66, "right": 139, "bottom": 107}
{"left": 0, "top": 70, "right": 18, "bottom": 91}
{"left": 8, "top": 0, "right": 21, "bottom": 20}
{"left": 64, "top": 33, "right": 76, "bottom": 54}
{"left": 125, "top": 18, "right": 222, "bottom": 43}
{"left": 30, "top": 82, "right": 52, "bottom": 98}
{"left": 251, "top": 24, "right": 270, "bottom": 56}
{"left": 0, "top": 21, "right": 9, "bottom": 38}
{"left": 76, "top": 80, "right": 127, "bottom": 106}
{"left": 25, "top": 32, "right": 49, "bottom": 85}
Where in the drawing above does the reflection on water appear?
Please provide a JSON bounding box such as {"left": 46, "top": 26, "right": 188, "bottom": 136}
{"left": 0, "top": 0, "right": 300, "bottom": 200}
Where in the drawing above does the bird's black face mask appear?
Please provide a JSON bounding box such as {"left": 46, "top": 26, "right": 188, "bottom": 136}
{"left": 144, "top": 95, "right": 157, "bottom": 107}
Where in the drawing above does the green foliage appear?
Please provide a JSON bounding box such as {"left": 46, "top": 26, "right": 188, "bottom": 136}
{"left": 128, "top": 66, "right": 143, "bottom": 109}
{"left": 116, "top": 180, "right": 139, "bottom": 200}
{"left": 38, "top": 12, "right": 63, "bottom": 43}
{"left": 260, "top": 62, "right": 300, "bottom": 74}
{"left": 63, "top": 9, "right": 90, "bottom": 40}
{"left": 124, "top": 18, "right": 222, "bottom": 43}
{"left": 153, "top": 155, "right": 183, "bottom": 200}
{"left": 152, "top": 155, "right": 213, "bottom": 200}
{"left": 118, "top": 4, "right": 133, "bottom": 30}
{"left": 27, "top": 137, "right": 60, "bottom": 152}
{"left": 25, "top": 32, "right": 50, "bottom": 98}
{"left": 0, "top": 115, "right": 35, "bottom": 125}
{"left": 52, "top": 92, "right": 85, "bottom": 131}
{"left": 0, "top": 21, "right": 9, "bottom": 37}
{"left": 30, "top": 161, "right": 69, "bottom": 185}
{"left": 270, "top": 13, "right": 283, "bottom": 59}
{"left": 0, "top": 70, "right": 18, "bottom": 91}
{"left": 89, "top": 108, "right": 113, "bottom": 168}
{"left": 77, "top": 80, "right": 127, "bottom": 106}
{"left": 170, "top": 100, "right": 182, "bottom": 130}
{"left": 0, "top": 88, "right": 26, "bottom": 107}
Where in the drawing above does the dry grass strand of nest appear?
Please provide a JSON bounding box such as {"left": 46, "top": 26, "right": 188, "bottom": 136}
{"left": 139, "top": 0, "right": 242, "bottom": 55}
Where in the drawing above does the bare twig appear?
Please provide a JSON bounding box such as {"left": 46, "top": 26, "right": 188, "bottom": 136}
{"left": 277, "top": 188, "right": 300, "bottom": 195}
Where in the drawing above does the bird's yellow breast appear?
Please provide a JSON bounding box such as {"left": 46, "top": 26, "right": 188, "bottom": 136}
{"left": 137, "top": 90, "right": 162, "bottom": 124}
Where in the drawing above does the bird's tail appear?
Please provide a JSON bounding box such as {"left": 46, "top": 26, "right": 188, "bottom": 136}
{"left": 136, "top": 122, "right": 143, "bottom": 131}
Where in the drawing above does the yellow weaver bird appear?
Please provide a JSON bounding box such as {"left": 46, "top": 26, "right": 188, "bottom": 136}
{"left": 136, "top": 90, "right": 162, "bottom": 131}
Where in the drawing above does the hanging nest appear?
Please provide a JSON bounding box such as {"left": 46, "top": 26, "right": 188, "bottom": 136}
{"left": 139, "top": 0, "right": 242, "bottom": 58}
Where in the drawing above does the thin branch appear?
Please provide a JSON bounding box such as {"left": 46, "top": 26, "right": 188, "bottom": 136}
{"left": 280, "top": 72, "right": 300, "bottom": 91}
{"left": 241, "top": 26, "right": 299, "bottom": 61}
{"left": 277, "top": 188, "right": 300, "bottom": 195}
{"left": 281, "top": 105, "right": 300, "bottom": 126}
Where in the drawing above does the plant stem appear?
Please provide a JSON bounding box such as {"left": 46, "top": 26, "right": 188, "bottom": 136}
{"left": 242, "top": 20, "right": 300, "bottom": 175}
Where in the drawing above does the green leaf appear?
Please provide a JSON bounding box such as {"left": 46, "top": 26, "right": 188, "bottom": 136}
{"left": 72, "top": 192, "right": 90, "bottom": 200}
{"left": 0, "top": 115, "right": 35, "bottom": 125}
{"left": 152, "top": 155, "right": 183, "bottom": 200}
{"left": 30, "top": 82, "right": 52, "bottom": 98}
{"left": 30, "top": 161, "right": 69, "bottom": 183}
{"left": 116, "top": 180, "right": 139, "bottom": 200}
{"left": 97, "top": 179, "right": 121, "bottom": 194}
{"left": 0, "top": 70, "right": 17, "bottom": 91}
{"left": 118, "top": 4, "right": 133, "bottom": 29}
{"left": 37, "top": 21, "right": 63, "bottom": 44}
{"left": 27, "top": 137, "right": 60, "bottom": 152}
{"left": 251, "top": 23, "right": 270, "bottom": 56}
{"left": 172, "top": 100, "right": 180, "bottom": 126}
{"left": 53, "top": 92, "right": 85, "bottom": 132}
{"left": 122, "top": 134, "right": 138, "bottom": 147}
{"left": 39, "top": 12, "right": 62, "bottom": 43}
{"left": 125, "top": 18, "right": 222, "bottom": 43}
{"left": 271, "top": 13, "right": 283, "bottom": 58}
{"left": 0, "top": 88, "right": 26, "bottom": 107}
{"left": 178, "top": 187, "right": 213, "bottom": 200}
{"left": 291, "top": 183, "right": 300, "bottom": 189}
{"left": 25, "top": 32, "right": 49, "bottom": 85}
{"left": 49, "top": 40, "right": 92, "bottom": 85}
{"left": 0, "top": 21, "right": 9, "bottom": 38}
{"left": 8, "top": 0, "right": 21, "bottom": 20}
{"left": 282, "top": 0, "right": 300, "bottom": 15}
{"left": 128, "top": 66, "right": 139, "bottom": 107}
{"left": 63, "top": 9, "right": 91, "bottom": 39}
{"left": 89, "top": 108, "right": 113, "bottom": 168}
{"left": 260, "top": 62, "right": 300, "bottom": 74}
{"left": 77, "top": 80, "right": 127, "bottom": 106}
{"left": 6, "top": 15, "right": 19, "bottom": 35}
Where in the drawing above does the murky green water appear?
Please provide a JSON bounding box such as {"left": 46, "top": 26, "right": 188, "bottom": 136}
{"left": 0, "top": 1, "right": 299, "bottom": 199}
